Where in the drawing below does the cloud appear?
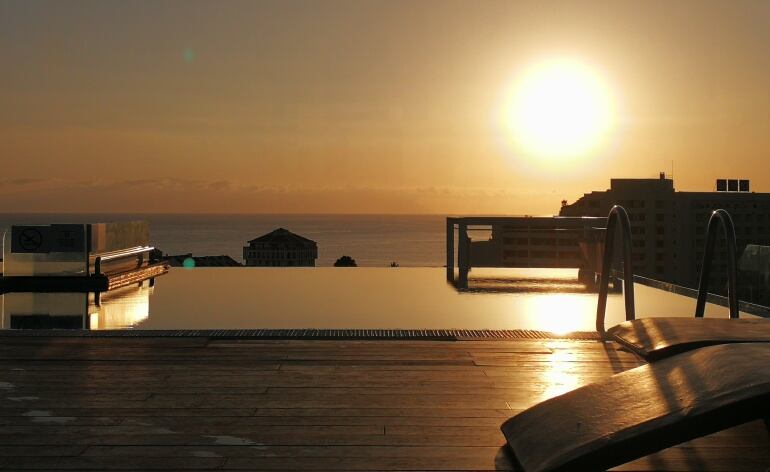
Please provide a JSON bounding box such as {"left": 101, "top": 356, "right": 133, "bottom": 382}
{"left": 0, "top": 178, "right": 563, "bottom": 215}
{"left": 0, "top": 178, "right": 53, "bottom": 188}
{"left": 208, "top": 180, "right": 232, "bottom": 191}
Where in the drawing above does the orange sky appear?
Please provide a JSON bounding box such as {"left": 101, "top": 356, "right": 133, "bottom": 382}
{"left": 1, "top": 0, "right": 769, "bottom": 214}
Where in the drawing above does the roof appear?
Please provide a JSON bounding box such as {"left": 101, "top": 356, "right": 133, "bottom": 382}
{"left": 166, "top": 254, "right": 243, "bottom": 267}
{"left": 247, "top": 228, "right": 317, "bottom": 247}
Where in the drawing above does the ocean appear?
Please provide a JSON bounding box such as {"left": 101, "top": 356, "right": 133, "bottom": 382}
{"left": 0, "top": 214, "right": 484, "bottom": 267}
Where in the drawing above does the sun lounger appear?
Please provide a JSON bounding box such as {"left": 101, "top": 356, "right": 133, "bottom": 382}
{"left": 607, "top": 317, "right": 770, "bottom": 361}
{"left": 500, "top": 342, "right": 770, "bottom": 472}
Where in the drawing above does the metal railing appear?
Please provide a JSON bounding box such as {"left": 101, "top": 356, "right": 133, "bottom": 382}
{"left": 596, "top": 205, "right": 636, "bottom": 335}
{"left": 94, "top": 246, "right": 154, "bottom": 276}
{"left": 695, "top": 210, "right": 739, "bottom": 318}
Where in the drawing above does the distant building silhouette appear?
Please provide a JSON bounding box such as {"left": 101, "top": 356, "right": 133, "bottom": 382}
{"left": 243, "top": 228, "right": 318, "bottom": 267}
{"left": 469, "top": 217, "right": 600, "bottom": 269}
{"left": 334, "top": 255, "right": 357, "bottom": 267}
{"left": 559, "top": 175, "right": 770, "bottom": 291}
{"left": 166, "top": 254, "right": 242, "bottom": 267}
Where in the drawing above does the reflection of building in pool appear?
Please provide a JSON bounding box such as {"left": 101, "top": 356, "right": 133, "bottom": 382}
{"left": 243, "top": 228, "right": 318, "bottom": 267}
{"left": 559, "top": 175, "right": 770, "bottom": 292}
{"left": 1, "top": 283, "right": 151, "bottom": 330}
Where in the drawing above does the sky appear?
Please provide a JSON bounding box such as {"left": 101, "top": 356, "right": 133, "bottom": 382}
{"left": 1, "top": 0, "right": 769, "bottom": 214}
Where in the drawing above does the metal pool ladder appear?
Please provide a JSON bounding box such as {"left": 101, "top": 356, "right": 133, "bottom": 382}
{"left": 596, "top": 205, "right": 636, "bottom": 335}
{"left": 695, "top": 209, "right": 739, "bottom": 318}
{"left": 596, "top": 206, "right": 740, "bottom": 336}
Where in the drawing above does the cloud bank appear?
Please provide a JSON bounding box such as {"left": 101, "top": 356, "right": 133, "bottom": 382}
{"left": 0, "top": 178, "right": 562, "bottom": 215}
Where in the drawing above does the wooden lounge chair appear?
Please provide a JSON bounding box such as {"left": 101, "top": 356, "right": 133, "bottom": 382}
{"left": 607, "top": 316, "right": 770, "bottom": 361}
{"left": 500, "top": 342, "right": 770, "bottom": 472}
{"left": 596, "top": 206, "right": 770, "bottom": 361}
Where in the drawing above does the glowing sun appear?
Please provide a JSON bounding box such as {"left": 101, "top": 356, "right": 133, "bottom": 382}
{"left": 504, "top": 59, "right": 614, "bottom": 162}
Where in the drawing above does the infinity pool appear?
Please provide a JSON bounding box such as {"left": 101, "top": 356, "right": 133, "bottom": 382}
{"left": 1, "top": 268, "right": 757, "bottom": 332}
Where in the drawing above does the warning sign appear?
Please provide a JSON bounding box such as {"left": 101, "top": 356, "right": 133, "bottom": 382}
{"left": 18, "top": 228, "right": 43, "bottom": 251}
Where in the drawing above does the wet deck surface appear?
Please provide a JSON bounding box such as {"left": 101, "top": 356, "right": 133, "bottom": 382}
{"left": 0, "top": 336, "right": 768, "bottom": 471}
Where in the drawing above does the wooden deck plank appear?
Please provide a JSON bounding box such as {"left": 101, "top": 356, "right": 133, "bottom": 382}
{"left": 0, "top": 336, "right": 766, "bottom": 471}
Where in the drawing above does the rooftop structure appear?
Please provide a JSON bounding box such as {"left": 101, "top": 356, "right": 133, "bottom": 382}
{"left": 243, "top": 228, "right": 318, "bottom": 267}
{"left": 446, "top": 216, "right": 606, "bottom": 288}
{"left": 1, "top": 221, "right": 167, "bottom": 293}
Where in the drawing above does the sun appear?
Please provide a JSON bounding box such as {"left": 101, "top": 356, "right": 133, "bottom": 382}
{"left": 504, "top": 59, "right": 614, "bottom": 162}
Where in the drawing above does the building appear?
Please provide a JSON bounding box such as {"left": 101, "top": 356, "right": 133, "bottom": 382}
{"left": 243, "top": 228, "right": 318, "bottom": 267}
{"left": 469, "top": 217, "right": 604, "bottom": 269}
{"left": 559, "top": 175, "right": 770, "bottom": 291}
{"left": 166, "top": 254, "right": 242, "bottom": 267}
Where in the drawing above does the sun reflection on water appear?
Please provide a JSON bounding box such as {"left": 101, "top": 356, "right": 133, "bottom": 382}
{"left": 521, "top": 293, "right": 593, "bottom": 335}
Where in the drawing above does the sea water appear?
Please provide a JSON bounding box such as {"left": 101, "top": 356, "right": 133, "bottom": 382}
{"left": 0, "top": 213, "right": 490, "bottom": 267}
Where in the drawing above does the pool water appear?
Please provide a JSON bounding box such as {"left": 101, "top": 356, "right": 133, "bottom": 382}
{"left": 1, "top": 268, "right": 753, "bottom": 332}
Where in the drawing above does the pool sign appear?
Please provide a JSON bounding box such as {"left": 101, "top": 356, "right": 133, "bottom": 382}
{"left": 18, "top": 228, "right": 43, "bottom": 251}
{"left": 11, "top": 225, "right": 86, "bottom": 253}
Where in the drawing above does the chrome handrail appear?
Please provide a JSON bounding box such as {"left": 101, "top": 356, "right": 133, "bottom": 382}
{"left": 94, "top": 246, "right": 154, "bottom": 276}
{"left": 695, "top": 210, "right": 738, "bottom": 318}
{"left": 596, "top": 205, "right": 636, "bottom": 335}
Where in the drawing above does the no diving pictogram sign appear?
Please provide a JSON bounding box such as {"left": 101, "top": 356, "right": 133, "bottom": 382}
{"left": 10, "top": 225, "right": 86, "bottom": 254}
{"left": 18, "top": 228, "right": 43, "bottom": 251}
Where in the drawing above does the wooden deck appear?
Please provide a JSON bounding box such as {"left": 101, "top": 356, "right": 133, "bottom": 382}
{"left": 0, "top": 336, "right": 768, "bottom": 471}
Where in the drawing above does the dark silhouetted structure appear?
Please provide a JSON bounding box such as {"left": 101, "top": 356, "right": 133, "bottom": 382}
{"left": 446, "top": 216, "right": 606, "bottom": 289}
{"left": 166, "top": 254, "right": 242, "bottom": 267}
{"left": 243, "top": 228, "right": 318, "bottom": 267}
{"left": 334, "top": 256, "right": 357, "bottom": 267}
{"left": 559, "top": 175, "right": 770, "bottom": 290}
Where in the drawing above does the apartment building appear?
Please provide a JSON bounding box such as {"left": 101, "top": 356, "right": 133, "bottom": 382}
{"left": 559, "top": 175, "right": 770, "bottom": 291}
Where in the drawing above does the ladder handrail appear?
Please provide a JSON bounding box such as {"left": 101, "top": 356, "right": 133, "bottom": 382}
{"left": 94, "top": 246, "right": 154, "bottom": 277}
{"left": 695, "top": 210, "right": 739, "bottom": 318}
{"left": 596, "top": 205, "right": 636, "bottom": 335}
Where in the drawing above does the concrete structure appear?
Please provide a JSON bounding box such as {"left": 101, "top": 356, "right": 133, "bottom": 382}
{"left": 472, "top": 220, "right": 605, "bottom": 269}
{"left": 243, "top": 228, "right": 318, "bottom": 267}
{"left": 446, "top": 216, "right": 606, "bottom": 287}
{"left": 559, "top": 175, "right": 770, "bottom": 291}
